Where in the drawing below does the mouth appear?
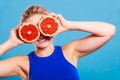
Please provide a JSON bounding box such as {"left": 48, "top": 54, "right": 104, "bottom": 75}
{"left": 38, "top": 38, "right": 47, "bottom": 43}
{"left": 36, "top": 36, "right": 51, "bottom": 43}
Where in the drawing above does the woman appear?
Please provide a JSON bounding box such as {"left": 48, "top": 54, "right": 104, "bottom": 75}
{"left": 0, "top": 5, "right": 116, "bottom": 80}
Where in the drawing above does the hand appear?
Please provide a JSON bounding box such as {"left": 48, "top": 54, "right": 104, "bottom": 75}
{"left": 9, "top": 25, "right": 24, "bottom": 46}
{"left": 49, "top": 13, "right": 71, "bottom": 34}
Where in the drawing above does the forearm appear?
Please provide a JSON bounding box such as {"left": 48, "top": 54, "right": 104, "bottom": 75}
{"left": 0, "top": 39, "right": 18, "bottom": 56}
{"left": 66, "top": 21, "right": 116, "bottom": 37}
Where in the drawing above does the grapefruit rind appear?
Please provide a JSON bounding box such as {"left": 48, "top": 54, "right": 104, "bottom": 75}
{"left": 39, "top": 16, "right": 60, "bottom": 36}
{"left": 18, "top": 23, "right": 40, "bottom": 43}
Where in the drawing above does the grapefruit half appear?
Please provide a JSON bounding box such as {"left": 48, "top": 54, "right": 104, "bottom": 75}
{"left": 39, "top": 16, "right": 59, "bottom": 36}
{"left": 18, "top": 23, "right": 40, "bottom": 43}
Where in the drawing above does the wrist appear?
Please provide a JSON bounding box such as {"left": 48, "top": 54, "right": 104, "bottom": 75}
{"left": 0, "top": 39, "right": 19, "bottom": 56}
{"left": 7, "top": 39, "right": 20, "bottom": 48}
{"left": 64, "top": 20, "right": 77, "bottom": 30}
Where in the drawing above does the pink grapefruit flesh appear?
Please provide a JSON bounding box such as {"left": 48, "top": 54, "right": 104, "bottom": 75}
{"left": 39, "top": 16, "right": 59, "bottom": 36}
{"left": 19, "top": 23, "right": 40, "bottom": 43}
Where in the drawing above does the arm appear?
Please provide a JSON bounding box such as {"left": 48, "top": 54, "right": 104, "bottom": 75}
{"left": 0, "top": 27, "right": 24, "bottom": 56}
{"left": 56, "top": 14, "right": 116, "bottom": 58}
{"left": 0, "top": 27, "right": 24, "bottom": 77}
{"left": 0, "top": 57, "right": 20, "bottom": 77}
{"left": 0, "top": 56, "right": 28, "bottom": 80}
{"left": 0, "top": 40, "right": 18, "bottom": 56}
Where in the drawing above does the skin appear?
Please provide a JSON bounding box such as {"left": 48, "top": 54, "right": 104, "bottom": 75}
{"left": 0, "top": 13, "right": 116, "bottom": 80}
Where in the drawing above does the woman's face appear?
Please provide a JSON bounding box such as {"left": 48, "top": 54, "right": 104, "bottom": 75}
{"left": 25, "top": 14, "right": 53, "bottom": 48}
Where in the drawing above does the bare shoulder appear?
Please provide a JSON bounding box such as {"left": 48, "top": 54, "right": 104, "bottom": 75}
{"left": 12, "top": 56, "right": 29, "bottom": 72}
{"left": 62, "top": 41, "right": 77, "bottom": 56}
{"left": 7, "top": 56, "right": 29, "bottom": 66}
{"left": 13, "top": 56, "right": 29, "bottom": 80}
{"left": 13, "top": 55, "right": 29, "bottom": 63}
{"left": 62, "top": 42, "right": 78, "bottom": 67}
{"left": 0, "top": 55, "right": 29, "bottom": 67}
{"left": 8, "top": 55, "right": 29, "bottom": 74}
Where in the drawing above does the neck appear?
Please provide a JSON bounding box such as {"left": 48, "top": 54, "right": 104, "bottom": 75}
{"left": 35, "top": 44, "right": 54, "bottom": 57}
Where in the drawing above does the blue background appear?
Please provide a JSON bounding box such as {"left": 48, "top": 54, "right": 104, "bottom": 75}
{"left": 0, "top": 0, "right": 120, "bottom": 80}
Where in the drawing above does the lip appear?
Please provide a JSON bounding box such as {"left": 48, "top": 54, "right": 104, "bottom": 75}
{"left": 37, "top": 38, "right": 46, "bottom": 42}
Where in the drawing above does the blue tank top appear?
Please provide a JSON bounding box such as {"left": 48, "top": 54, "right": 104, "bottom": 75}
{"left": 28, "top": 46, "right": 80, "bottom": 80}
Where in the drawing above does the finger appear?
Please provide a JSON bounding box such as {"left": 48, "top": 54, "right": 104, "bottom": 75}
{"left": 11, "top": 28, "right": 16, "bottom": 32}
{"left": 55, "top": 14, "right": 63, "bottom": 23}
{"left": 56, "top": 14, "right": 63, "bottom": 20}
{"left": 13, "top": 25, "right": 21, "bottom": 31}
{"left": 16, "top": 24, "right": 21, "bottom": 28}
{"left": 11, "top": 25, "right": 20, "bottom": 33}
